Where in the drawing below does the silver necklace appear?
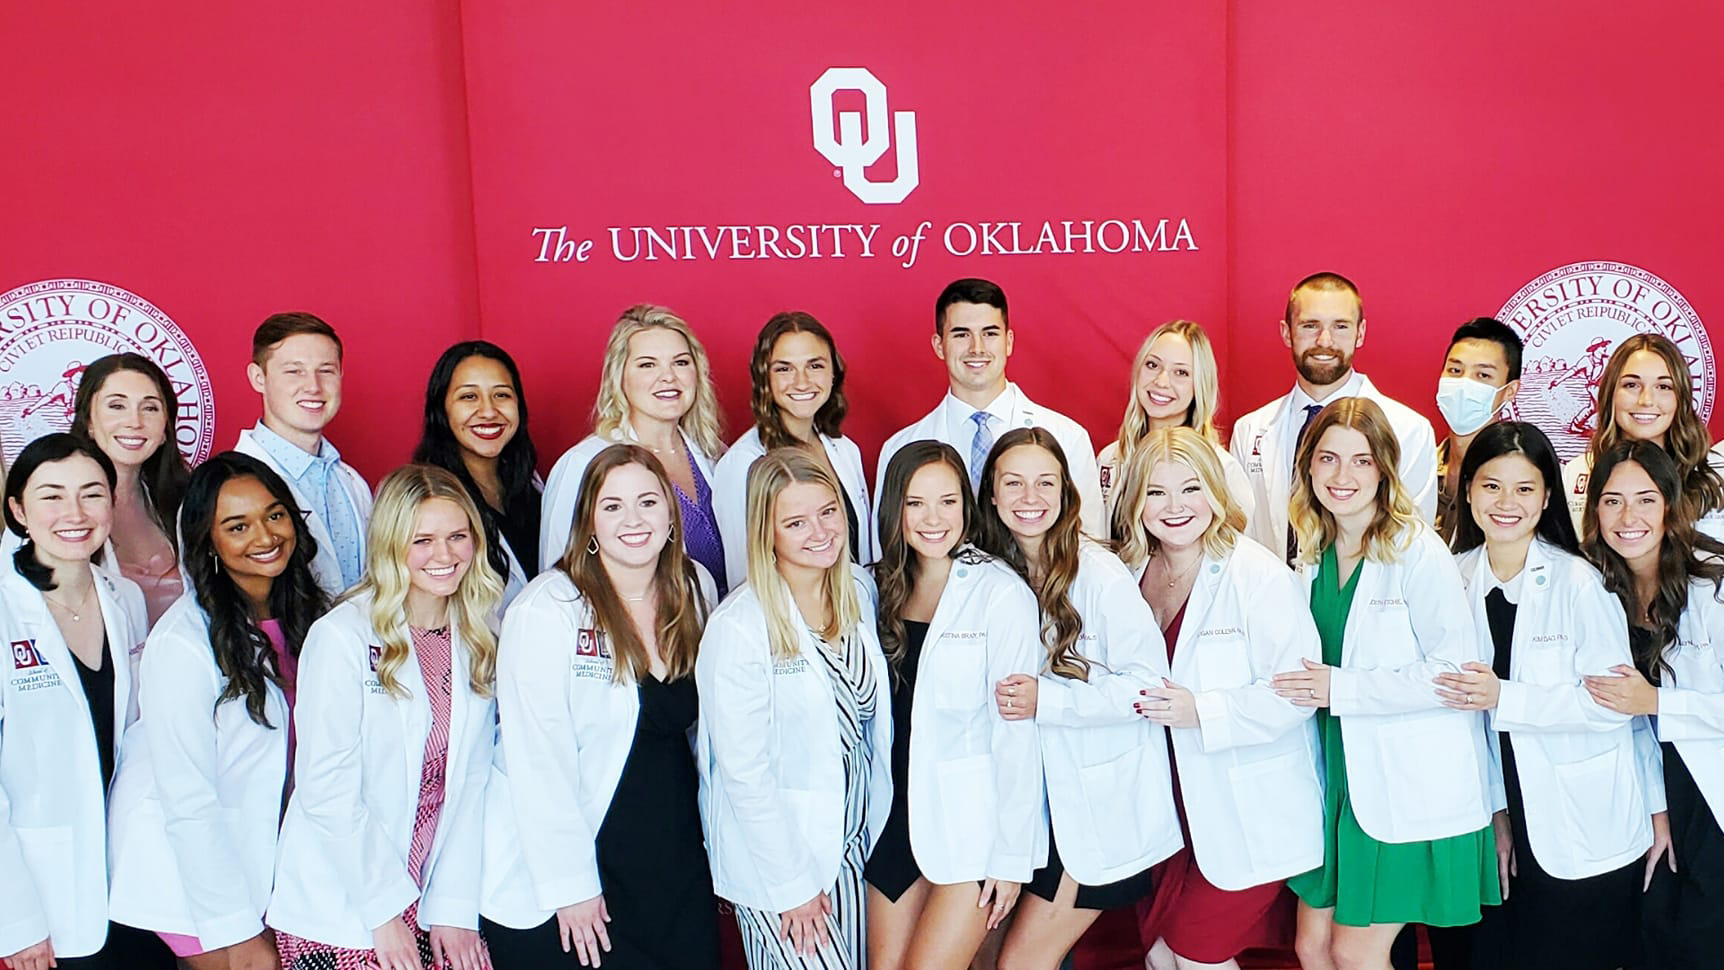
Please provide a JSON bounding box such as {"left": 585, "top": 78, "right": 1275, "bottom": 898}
{"left": 44, "top": 584, "right": 95, "bottom": 622}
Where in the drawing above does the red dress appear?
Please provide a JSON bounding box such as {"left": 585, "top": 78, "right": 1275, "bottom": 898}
{"left": 1134, "top": 602, "right": 1294, "bottom": 963}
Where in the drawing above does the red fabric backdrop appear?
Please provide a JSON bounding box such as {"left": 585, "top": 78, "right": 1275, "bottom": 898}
{"left": 6, "top": 2, "right": 1721, "bottom": 481}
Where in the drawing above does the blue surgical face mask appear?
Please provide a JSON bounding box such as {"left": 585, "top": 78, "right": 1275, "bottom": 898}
{"left": 1435, "top": 376, "right": 1504, "bottom": 436}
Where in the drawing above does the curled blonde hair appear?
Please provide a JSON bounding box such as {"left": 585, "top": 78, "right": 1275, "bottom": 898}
{"left": 344, "top": 464, "right": 503, "bottom": 698}
{"left": 1288, "top": 399, "right": 1420, "bottom": 565}
{"left": 1112, "top": 321, "right": 1223, "bottom": 482}
{"left": 1112, "top": 427, "right": 1245, "bottom": 568}
{"left": 592, "top": 304, "right": 724, "bottom": 458}
{"left": 744, "top": 448, "right": 860, "bottom": 661}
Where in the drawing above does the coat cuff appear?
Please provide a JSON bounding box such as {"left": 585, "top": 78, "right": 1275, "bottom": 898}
{"left": 194, "top": 911, "right": 268, "bottom": 953}
{"left": 1194, "top": 690, "right": 1233, "bottom": 752}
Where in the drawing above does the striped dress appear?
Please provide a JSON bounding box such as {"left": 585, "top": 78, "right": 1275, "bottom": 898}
{"left": 734, "top": 631, "right": 879, "bottom": 970}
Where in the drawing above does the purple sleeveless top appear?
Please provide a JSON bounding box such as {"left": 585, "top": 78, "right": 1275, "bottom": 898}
{"left": 675, "top": 449, "right": 728, "bottom": 595}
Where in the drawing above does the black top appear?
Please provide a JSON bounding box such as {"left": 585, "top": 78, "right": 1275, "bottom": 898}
{"left": 844, "top": 488, "right": 861, "bottom": 565}
{"left": 862, "top": 619, "right": 930, "bottom": 902}
{"left": 71, "top": 634, "right": 116, "bottom": 795}
{"left": 495, "top": 486, "right": 543, "bottom": 577}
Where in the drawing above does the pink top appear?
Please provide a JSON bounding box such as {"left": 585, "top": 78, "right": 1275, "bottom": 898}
{"left": 407, "top": 625, "right": 454, "bottom": 887}
{"left": 117, "top": 551, "right": 183, "bottom": 628}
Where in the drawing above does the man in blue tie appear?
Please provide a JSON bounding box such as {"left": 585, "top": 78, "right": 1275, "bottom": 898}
{"left": 875, "top": 278, "right": 1103, "bottom": 541}
{"left": 1229, "top": 272, "right": 1439, "bottom": 561}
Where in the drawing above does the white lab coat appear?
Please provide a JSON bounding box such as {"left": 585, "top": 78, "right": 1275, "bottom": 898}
{"left": 868, "top": 549, "right": 1045, "bottom": 884}
{"left": 480, "top": 566, "right": 717, "bottom": 928}
{"left": 1655, "top": 577, "right": 1724, "bottom": 818}
{"left": 1096, "top": 437, "right": 1255, "bottom": 540}
{"left": 233, "top": 428, "right": 373, "bottom": 599}
{"left": 695, "top": 566, "right": 893, "bottom": 914}
{"left": 540, "top": 427, "right": 722, "bottom": 573}
{"left": 0, "top": 566, "right": 146, "bottom": 959}
{"left": 1035, "top": 542, "right": 1181, "bottom": 884}
{"left": 713, "top": 427, "right": 875, "bottom": 579}
{"left": 267, "top": 597, "right": 495, "bottom": 949}
{"left": 875, "top": 384, "right": 1104, "bottom": 543}
{"left": 1302, "top": 525, "right": 1497, "bottom": 844}
{"left": 1143, "top": 537, "right": 1325, "bottom": 891}
{"left": 1230, "top": 373, "right": 1439, "bottom": 554}
{"left": 1456, "top": 542, "right": 1657, "bottom": 879}
{"left": 106, "top": 593, "right": 290, "bottom": 948}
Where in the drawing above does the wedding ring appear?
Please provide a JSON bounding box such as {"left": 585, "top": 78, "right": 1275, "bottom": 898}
{"left": 1308, "top": 688, "right": 1315, "bottom": 699}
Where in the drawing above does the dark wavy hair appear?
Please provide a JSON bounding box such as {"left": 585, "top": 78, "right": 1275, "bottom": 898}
{"left": 749, "top": 312, "right": 849, "bottom": 449}
{"left": 1582, "top": 439, "right": 1724, "bottom": 678}
{"left": 180, "top": 452, "right": 330, "bottom": 726}
{"left": 1451, "top": 422, "right": 1578, "bottom": 556}
{"left": 69, "top": 353, "right": 191, "bottom": 552}
{"left": 872, "top": 441, "right": 977, "bottom": 678}
{"left": 5, "top": 434, "right": 117, "bottom": 590}
{"left": 972, "top": 427, "right": 1091, "bottom": 681}
{"left": 412, "top": 341, "right": 541, "bottom": 581}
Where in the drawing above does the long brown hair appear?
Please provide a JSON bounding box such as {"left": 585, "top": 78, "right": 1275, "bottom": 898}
{"left": 873, "top": 441, "right": 976, "bottom": 676}
{"left": 1581, "top": 439, "right": 1724, "bottom": 678}
{"left": 1585, "top": 333, "right": 1723, "bottom": 519}
{"left": 749, "top": 312, "right": 849, "bottom": 450}
{"left": 973, "top": 427, "right": 1090, "bottom": 681}
{"left": 559, "top": 444, "right": 708, "bottom": 683}
{"left": 70, "top": 352, "right": 191, "bottom": 552}
{"left": 1288, "top": 398, "right": 1421, "bottom": 564}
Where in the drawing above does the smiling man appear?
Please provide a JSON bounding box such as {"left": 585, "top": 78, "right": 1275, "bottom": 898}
{"left": 233, "top": 312, "right": 373, "bottom": 596}
{"left": 875, "top": 278, "right": 1103, "bottom": 539}
{"left": 1230, "top": 272, "right": 1438, "bottom": 561}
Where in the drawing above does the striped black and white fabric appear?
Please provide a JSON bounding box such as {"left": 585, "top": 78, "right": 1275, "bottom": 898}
{"left": 734, "top": 631, "right": 879, "bottom": 969}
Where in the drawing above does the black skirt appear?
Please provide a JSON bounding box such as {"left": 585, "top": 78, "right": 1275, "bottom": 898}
{"left": 863, "top": 620, "right": 929, "bottom": 902}
{"left": 1642, "top": 742, "right": 1724, "bottom": 970}
{"left": 1022, "top": 824, "right": 1156, "bottom": 912}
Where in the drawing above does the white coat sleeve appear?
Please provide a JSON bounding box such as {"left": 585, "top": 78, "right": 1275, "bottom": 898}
{"left": 1220, "top": 449, "right": 1257, "bottom": 537}
{"left": 872, "top": 437, "right": 901, "bottom": 561}
{"left": 291, "top": 623, "right": 419, "bottom": 933}
{"left": 697, "top": 615, "right": 823, "bottom": 913}
{"left": 0, "top": 675, "right": 52, "bottom": 957}
{"left": 419, "top": 691, "right": 492, "bottom": 930}
{"left": 712, "top": 450, "right": 751, "bottom": 588}
{"left": 495, "top": 598, "right": 603, "bottom": 909}
{"left": 984, "top": 583, "right": 1044, "bottom": 881}
{"left": 141, "top": 632, "right": 271, "bottom": 948}
{"left": 1494, "top": 581, "right": 1634, "bottom": 733}
{"left": 1036, "top": 565, "right": 1165, "bottom": 727}
{"left": 1193, "top": 565, "right": 1318, "bottom": 753}
{"left": 1655, "top": 591, "right": 1724, "bottom": 741}
{"left": 1633, "top": 714, "right": 1668, "bottom": 815}
{"left": 1065, "top": 430, "right": 1106, "bottom": 540}
{"left": 1330, "top": 538, "right": 1481, "bottom": 716}
{"left": 539, "top": 448, "right": 587, "bottom": 573}
{"left": 1399, "top": 418, "right": 1440, "bottom": 525}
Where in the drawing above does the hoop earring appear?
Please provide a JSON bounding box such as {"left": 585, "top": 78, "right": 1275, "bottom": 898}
{"left": 586, "top": 536, "right": 599, "bottom": 555}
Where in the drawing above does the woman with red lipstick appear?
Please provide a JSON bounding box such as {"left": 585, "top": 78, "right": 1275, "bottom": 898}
{"left": 540, "top": 306, "right": 728, "bottom": 592}
{"left": 1559, "top": 334, "right": 1724, "bottom": 536}
{"left": 0, "top": 434, "right": 173, "bottom": 970}
{"left": 69, "top": 353, "right": 191, "bottom": 626}
{"left": 268, "top": 465, "right": 502, "bottom": 970}
{"left": 1579, "top": 440, "right": 1724, "bottom": 969}
{"left": 972, "top": 427, "right": 1180, "bottom": 970}
{"left": 1096, "top": 321, "right": 1254, "bottom": 532}
{"left": 1270, "top": 399, "right": 1500, "bottom": 970}
{"left": 415, "top": 341, "right": 543, "bottom": 609}
{"left": 106, "top": 452, "right": 330, "bottom": 970}
{"left": 1113, "top": 428, "right": 1322, "bottom": 970}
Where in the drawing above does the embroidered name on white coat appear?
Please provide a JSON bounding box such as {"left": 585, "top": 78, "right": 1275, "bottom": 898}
{"left": 1368, "top": 598, "right": 1407, "bottom": 608}
{"left": 941, "top": 631, "right": 984, "bottom": 641}
{"left": 1530, "top": 634, "right": 1569, "bottom": 643}
{"left": 1199, "top": 626, "right": 1244, "bottom": 637}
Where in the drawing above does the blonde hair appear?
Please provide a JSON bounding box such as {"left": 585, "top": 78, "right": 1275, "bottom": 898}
{"left": 344, "top": 464, "right": 503, "bottom": 698}
{"left": 1112, "top": 427, "right": 1245, "bottom": 568}
{"left": 1288, "top": 399, "right": 1420, "bottom": 564}
{"left": 592, "top": 304, "right": 724, "bottom": 457}
{"left": 744, "top": 449, "right": 860, "bottom": 661}
{"left": 1112, "top": 321, "right": 1223, "bottom": 482}
{"left": 560, "top": 444, "right": 708, "bottom": 683}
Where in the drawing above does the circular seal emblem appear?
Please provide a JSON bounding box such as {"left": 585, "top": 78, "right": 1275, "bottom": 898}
{"left": 0, "top": 279, "right": 216, "bottom": 469}
{"left": 1499, "top": 261, "right": 1712, "bottom": 462}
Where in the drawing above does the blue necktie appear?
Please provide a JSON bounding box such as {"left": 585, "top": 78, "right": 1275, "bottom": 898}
{"left": 969, "top": 411, "right": 995, "bottom": 492}
{"left": 1287, "top": 403, "right": 1325, "bottom": 563}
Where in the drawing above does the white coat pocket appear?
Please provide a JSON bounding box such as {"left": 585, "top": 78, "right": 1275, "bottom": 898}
{"left": 936, "top": 754, "right": 993, "bottom": 872}
{"left": 1553, "top": 746, "right": 1637, "bottom": 864}
{"left": 1227, "top": 754, "right": 1321, "bottom": 873}
{"left": 1375, "top": 716, "right": 1478, "bottom": 827}
{"left": 1079, "top": 748, "right": 1147, "bottom": 849}
{"left": 18, "top": 825, "right": 77, "bottom": 939}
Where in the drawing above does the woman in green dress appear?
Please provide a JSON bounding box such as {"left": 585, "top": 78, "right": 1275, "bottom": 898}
{"left": 1270, "top": 398, "right": 1503, "bottom": 970}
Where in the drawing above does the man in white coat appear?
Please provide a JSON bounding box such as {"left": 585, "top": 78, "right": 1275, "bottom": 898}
{"left": 232, "top": 313, "right": 372, "bottom": 597}
{"left": 875, "top": 278, "right": 1104, "bottom": 538}
{"left": 1230, "top": 272, "right": 1438, "bottom": 560}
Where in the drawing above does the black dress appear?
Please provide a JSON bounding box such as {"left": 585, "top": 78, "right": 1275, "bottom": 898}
{"left": 863, "top": 620, "right": 929, "bottom": 901}
{"left": 1640, "top": 628, "right": 1724, "bottom": 970}
{"left": 486, "top": 675, "right": 719, "bottom": 969}
{"left": 1468, "top": 589, "right": 1641, "bottom": 970}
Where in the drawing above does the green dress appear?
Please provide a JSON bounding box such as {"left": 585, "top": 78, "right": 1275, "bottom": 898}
{"left": 1286, "top": 544, "right": 1501, "bottom": 927}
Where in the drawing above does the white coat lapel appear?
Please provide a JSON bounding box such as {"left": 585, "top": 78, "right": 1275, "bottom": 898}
{"left": 11, "top": 578, "right": 88, "bottom": 715}
{"left": 1172, "top": 551, "right": 1229, "bottom": 682}
{"left": 1261, "top": 396, "right": 1295, "bottom": 541}
{"left": 92, "top": 569, "right": 134, "bottom": 744}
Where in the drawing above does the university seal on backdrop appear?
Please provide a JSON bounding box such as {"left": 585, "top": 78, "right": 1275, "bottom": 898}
{"left": 1498, "top": 261, "right": 1712, "bottom": 462}
{"left": 0, "top": 279, "right": 216, "bottom": 468}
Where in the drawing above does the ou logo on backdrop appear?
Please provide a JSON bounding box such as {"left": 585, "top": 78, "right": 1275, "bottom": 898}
{"left": 810, "top": 67, "right": 919, "bottom": 204}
